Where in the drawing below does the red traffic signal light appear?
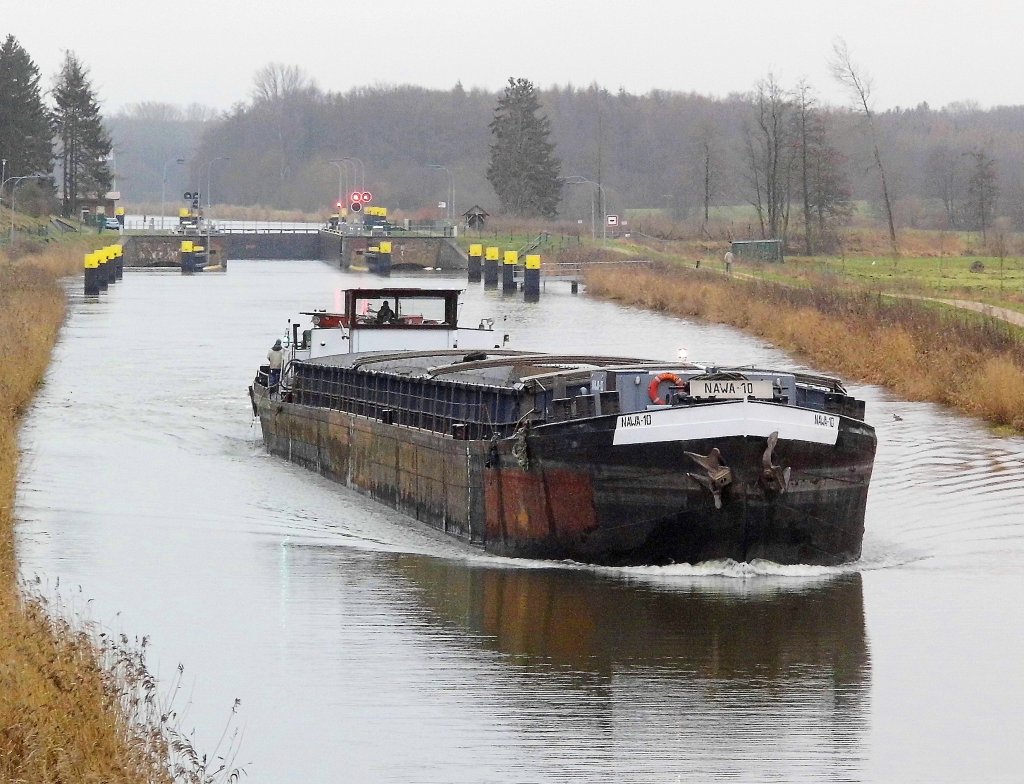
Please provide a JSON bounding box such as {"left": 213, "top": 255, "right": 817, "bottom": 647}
{"left": 350, "top": 202, "right": 362, "bottom": 212}
{"left": 350, "top": 191, "right": 363, "bottom": 203}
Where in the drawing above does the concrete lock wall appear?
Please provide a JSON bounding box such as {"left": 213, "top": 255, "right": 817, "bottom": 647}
{"left": 339, "top": 237, "right": 466, "bottom": 270}
{"left": 124, "top": 232, "right": 465, "bottom": 269}
{"left": 124, "top": 233, "right": 322, "bottom": 266}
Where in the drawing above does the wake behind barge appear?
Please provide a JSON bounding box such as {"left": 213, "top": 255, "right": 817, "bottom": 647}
{"left": 251, "top": 288, "right": 876, "bottom": 566}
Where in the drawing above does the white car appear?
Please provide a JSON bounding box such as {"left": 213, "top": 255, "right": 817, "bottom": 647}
{"left": 104, "top": 216, "right": 121, "bottom": 230}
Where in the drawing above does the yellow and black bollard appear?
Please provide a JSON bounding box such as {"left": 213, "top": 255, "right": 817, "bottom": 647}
{"left": 523, "top": 254, "right": 541, "bottom": 302}
{"left": 104, "top": 247, "right": 117, "bottom": 286}
{"left": 483, "top": 246, "right": 499, "bottom": 288}
{"left": 114, "top": 244, "right": 124, "bottom": 280}
{"left": 180, "top": 240, "right": 193, "bottom": 274}
{"left": 378, "top": 240, "right": 392, "bottom": 276}
{"left": 502, "top": 250, "right": 518, "bottom": 294}
{"left": 97, "top": 249, "right": 110, "bottom": 291}
{"left": 83, "top": 252, "right": 100, "bottom": 295}
{"left": 468, "top": 243, "right": 482, "bottom": 283}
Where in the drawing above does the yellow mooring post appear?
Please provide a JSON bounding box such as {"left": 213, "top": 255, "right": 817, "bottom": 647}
{"left": 180, "top": 240, "right": 193, "bottom": 275}
{"left": 104, "top": 246, "right": 116, "bottom": 286}
{"left": 468, "top": 243, "right": 482, "bottom": 283}
{"left": 484, "top": 246, "right": 499, "bottom": 288}
{"left": 84, "top": 252, "right": 100, "bottom": 295}
{"left": 524, "top": 254, "right": 541, "bottom": 302}
{"left": 113, "top": 244, "right": 124, "bottom": 280}
{"left": 502, "top": 250, "right": 518, "bottom": 294}
{"left": 378, "top": 240, "right": 392, "bottom": 276}
{"left": 96, "top": 249, "right": 109, "bottom": 292}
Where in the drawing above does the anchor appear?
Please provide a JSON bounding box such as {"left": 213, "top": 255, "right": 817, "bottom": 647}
{"left": 759, "top": 430, "right": 791, "bottom": 496}
{"left": 685, "top": 447, "right": 732, "bottom": 509}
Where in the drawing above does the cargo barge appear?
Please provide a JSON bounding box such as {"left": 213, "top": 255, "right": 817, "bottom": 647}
{"left": 250, "top": 287, "right": 876, "bottom": 566}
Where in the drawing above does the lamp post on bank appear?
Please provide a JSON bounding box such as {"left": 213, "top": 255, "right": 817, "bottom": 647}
{"left": 329, "top": 159, "right": 349, "bottom": 217}
{"left": 201, "top": 156, "right": 229, "bottom": 262}
{"left": 4, "top": 174, "right": 46, "bottom": 246}
{"left": 563, "top": 176, "right": 607, "bottom": 245}
{"left": 428, "top": 164, "right": 454, "bottom": 224}
{"left": 161, "top": 156, "right": 185, "bottom": 231}
{"left": 342, "top": 156, "right": 365, "bottom": 191}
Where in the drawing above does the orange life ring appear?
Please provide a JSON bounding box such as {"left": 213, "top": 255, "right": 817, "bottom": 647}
{"left": 648, "top": 372, "right": 687, "bottom": 405}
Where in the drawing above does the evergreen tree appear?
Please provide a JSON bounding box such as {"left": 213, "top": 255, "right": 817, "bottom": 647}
{"left": 487, "top": 77, "right": 561, "bottom": 217}
{"left": 51, "top": 51, "right": 111, "bottom": 217}
{"left": 0, "top": 35, "right": 53, "bottom": 189}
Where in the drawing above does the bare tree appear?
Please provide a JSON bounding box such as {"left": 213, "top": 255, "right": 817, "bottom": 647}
{"left": 795, "top": 80, "right": 815, "bottom": 255}
{"left": 693, "top": 121, "right": 720, "bottom": 227}
{"left": 745, "top": 74, "right": 793, "bottom": 243}
{"left": 794, "top": 81, "right": 851, "bottom": 254}
{"left": 245, "top": 63, "right": 321, "bottom": 204}
{"left": 965, "top": 148, "right": 999, "bottom": 243}
{"left": 831, "top": 39, "right": 898, "bottom": 257}
{"left": 925, "top": 144, "right": 963, "bottom": 229}
{"left": 251, "top": 63, "right": 316, "bottom": 104}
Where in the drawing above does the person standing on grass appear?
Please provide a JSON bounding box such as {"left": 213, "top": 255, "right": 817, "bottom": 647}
{"left": 267, "top": 339, "right": 284, "bottom": 394}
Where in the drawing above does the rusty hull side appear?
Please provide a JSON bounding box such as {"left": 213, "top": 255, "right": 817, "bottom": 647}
{"left": 258, "top": 392, "right": 490, "bottom": 544}
{"left": 480, "top": 415, "right": 876, "bottom": 566}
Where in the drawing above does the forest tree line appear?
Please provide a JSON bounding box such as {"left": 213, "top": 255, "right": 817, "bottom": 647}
{"left": 6, "top": 33, "right": 1024, "bottom": 251}
{"left": 113, "top": 62, "right": 1023, "bottom": 251}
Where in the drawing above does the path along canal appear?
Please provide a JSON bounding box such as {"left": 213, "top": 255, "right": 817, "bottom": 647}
{"left": 15, "top": 260, "right": 1024, "bottom": 782}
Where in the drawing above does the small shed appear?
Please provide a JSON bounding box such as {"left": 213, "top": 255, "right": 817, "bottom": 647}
{"left": 731, "top": 239, "right": 784, "bottom": 263}
{"left": 462, "top": 205, "right": 489, "bottom": 230}
{"left": 77, "top": 190, "right": 121, "bottom": 223}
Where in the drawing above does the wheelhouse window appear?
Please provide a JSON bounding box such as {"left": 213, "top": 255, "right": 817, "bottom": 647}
{"left": 354, "top": 296, "right": 450, "bottom": 326}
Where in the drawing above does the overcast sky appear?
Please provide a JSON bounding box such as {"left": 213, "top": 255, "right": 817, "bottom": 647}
{"left": 7, "top": 1, "right": 1019, "bottom": 113}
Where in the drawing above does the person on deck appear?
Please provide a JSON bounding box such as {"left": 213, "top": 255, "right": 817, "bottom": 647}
{"left": 267, "top": 339, "right": 284, "bottom": 394}
{"left": 376, "top": 300, "right": 396, "bottom": 324}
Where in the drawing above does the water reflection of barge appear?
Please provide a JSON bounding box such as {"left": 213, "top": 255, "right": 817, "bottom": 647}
{"left": 251, "top": 287, "right": 876, "bottom": 566}
{"left": 394, "top": 556, "right": 868, "bottom": 687}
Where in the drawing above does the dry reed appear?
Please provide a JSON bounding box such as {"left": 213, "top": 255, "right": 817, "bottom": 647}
{"left": 0, "top": 240, "right": 242, "bottom": 783}
{"left": 586, "top": 263, "right": 1024, "bottom": 432}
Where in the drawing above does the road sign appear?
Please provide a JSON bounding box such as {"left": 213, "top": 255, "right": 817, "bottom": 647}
{"left": 606, "top": 214, "right": 619, "bottom": 226}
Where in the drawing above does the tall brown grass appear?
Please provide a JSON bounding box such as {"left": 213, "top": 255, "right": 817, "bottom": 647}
{"left": 586, "top": 263, "right": 1024, "bottom": 431}
{"left": 0, "top": 240, "right": 241, "bottom": 783}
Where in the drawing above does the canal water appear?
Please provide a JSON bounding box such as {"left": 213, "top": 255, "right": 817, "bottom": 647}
{"left": 15, "top": 261, "right": 1024, "bottom": 782}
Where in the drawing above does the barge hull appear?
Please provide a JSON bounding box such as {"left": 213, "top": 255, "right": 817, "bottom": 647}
{"left": 256, "top": 391, "right": 874, "bottom": 566}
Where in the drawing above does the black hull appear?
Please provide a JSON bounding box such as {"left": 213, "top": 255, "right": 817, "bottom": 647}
{"left": 253, "top": 385, "right": 875, "bottom": 566}
{"left": 495, "top": 415, "right": 874, "bottom": 565}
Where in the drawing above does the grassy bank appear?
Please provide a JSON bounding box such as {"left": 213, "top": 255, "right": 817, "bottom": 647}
{"left": 586, "top": 263, "right": 1024, "bottom": 432}
{"left": 0, "top": 241, "right": 236, "bottom": 782}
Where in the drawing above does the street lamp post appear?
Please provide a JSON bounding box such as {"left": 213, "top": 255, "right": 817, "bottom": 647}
{"left": 328, "top": 159, "right": 349, "bottom": 216}
{"left": 201, "top": 156, "right": 229, "bottom": 263}
{"left": 161, "top": 157, "right": 185, "bottom": 231}
{"left": 428, "top": 164, "right": 454, "bottom": 223}
{"left": 342, "top": 156, "right": 365, "bottom": 191}
{"left": 4, "top": 174, "right": 46, "bottom": 246}
{"left": 563, "top": 176, "right": 606, "bottom": 244}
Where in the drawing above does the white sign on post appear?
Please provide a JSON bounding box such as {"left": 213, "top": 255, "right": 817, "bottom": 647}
{"left": 606, "top": 214, "right": 619, "bottom": 226}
